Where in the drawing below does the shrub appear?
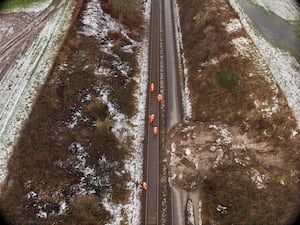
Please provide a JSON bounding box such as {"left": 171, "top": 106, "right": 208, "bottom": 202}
{"left": 217, "top": 71, "right": 237, "bottom": 88}
{"left": 67, "top": 195, "right": 110, "bottom": 225}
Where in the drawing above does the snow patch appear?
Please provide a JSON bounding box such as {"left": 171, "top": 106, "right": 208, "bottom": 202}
{"left": 216, "top": 204, "right": 228, "bottom": 214}
{"left": 36, "top": 210, "right": 47, "bottom": 218}
{"left": 250, "top": 168, "right": 267, "bottom": 189}
{"left": 173, "top": 0, "right": 192, "bottom": 118}
{"left": 58, "top": 201, "right": 68, "bottom": 215}
{"left": 253, "top": 96, "right": 279, "bottom": 118}
{"left": 187, "top": 199, "right": 195, "bottom": 225}
{"left": 185, "top": 148, "right": 191, "bottom": 156}
{"left": 225, "top": 18, "right": 242, "bottom": 33}
{"left": 198, "top": 200, "right": 202, "bottom": 225}
{"left": 78, "top": 0, "right": 119, "bottom": 38}
{"left": 200, "top": 57, "right": 219, "bottom": 68}
{"left": 232, "top": 37, "right": 252, "bottom": 57}
{"left": 250, "top": 0, "right": 300, "bottom": 21}
{"left": 291, "top": 129, "right": 298, "bottom": 138}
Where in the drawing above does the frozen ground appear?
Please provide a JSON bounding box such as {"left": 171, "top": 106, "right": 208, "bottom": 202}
{"left": 230, "top": 0, "right": 300, "bottom": 128}
{"left": 0, "top": 0, "right": 75, "bottom": 182}
{"left": 250, "top": 0, "right": 300, "bottom": 21}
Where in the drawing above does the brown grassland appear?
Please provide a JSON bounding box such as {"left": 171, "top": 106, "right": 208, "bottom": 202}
{"left": 0, "top": 0, "right": 144, "bottom": 224}
{"left": 176, "top": 0, "right": 300, "bottom": 224}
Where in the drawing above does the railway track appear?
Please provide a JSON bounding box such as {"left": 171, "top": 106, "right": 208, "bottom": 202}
{"left": 145, "top": 0, "right": 161, "bottom": 224}
{"left": 145, "top": 0, "right": 183, "bottom": 223}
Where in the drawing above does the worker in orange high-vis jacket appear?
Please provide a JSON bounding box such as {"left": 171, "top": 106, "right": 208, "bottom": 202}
{"left": 149, "top": 114, "right": 155, "bottom": 124}
{"left": 142, "top": 182, "right": 148, "bottom": 190}
{"left": 157, "top": 94, "right": 162, "bottom": 103}
{"left": 153, "top": 126, "right": 158, "bottom": 135}
{"left": 150, "top": 83, "right": 155, "bottom": 93}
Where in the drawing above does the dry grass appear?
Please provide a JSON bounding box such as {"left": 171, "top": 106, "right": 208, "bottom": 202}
{"left": 178, "top": 0, "right": 298, "bottom": 141}
{"left": 101, "top": 0, "right": 144, "bottom": 40}
{"left": 0, "top": 0, "right": 143, "bottom": 224}
{"left": 176, "top": 0, "right": 300, "bottom": 224}
{"left": 201, "top": 165, "right": 300, "bottom": 225}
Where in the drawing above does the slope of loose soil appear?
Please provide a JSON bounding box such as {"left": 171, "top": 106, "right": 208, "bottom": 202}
{"left": 169, "top": 0, "right": 300, "bottom": 224}
{"left": 0, "top": 0, "right": 144, "bottom": 224}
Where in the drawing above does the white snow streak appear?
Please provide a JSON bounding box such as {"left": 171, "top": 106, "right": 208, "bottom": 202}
{"left": 78, "top": 0, "right": 119, "bottom": 39}
{"left": 198, "top": 200, "right": 202, "bottom": 225}
{"left": 173, "top": 0, "right": 192, "bottom": 118}
{"left": 58, "top": 201, "right": 68, "bottom": 215}
{"left": 250, "top": 168, "right": 267, "bottom": 189}
{"left": 231, "top": 37, "right": 252, "bottom": 57}
{"left": 187, "top": 199, "right": 195, "bottom": 225}
{"left": 225, "top": 18, "right": 242, "bottom": 33}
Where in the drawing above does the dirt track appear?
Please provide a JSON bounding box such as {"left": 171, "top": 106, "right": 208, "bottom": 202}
{"left": 0, "top": 0, "right": 66, "bottom": 80}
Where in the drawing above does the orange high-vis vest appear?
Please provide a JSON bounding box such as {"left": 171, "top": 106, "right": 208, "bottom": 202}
{"left": 142, "top": 182, "right": 148, "bottom": 190}
{"left": 149, "top": 114, "right": 154, "bottom": 124}
{"left": 153, "top": 126, "right": 158, "bottom": 135}
{"left": 150, "top": 83, "right": 155, "bottom": 93}
{"left": 157, "top": 94, "right": 162, "bottom": 102}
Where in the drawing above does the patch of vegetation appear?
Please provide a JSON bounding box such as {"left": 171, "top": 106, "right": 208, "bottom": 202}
{"left": 65, "top": 195, "right": 111, "bottom": 225}
{"left": 101, "top": 0, "right": 144, "bottom": 38}
{"left": 201, "top": 165, "right": 300, "bottom": 225}
{"left": 0, "top": 0, "right": 46, "bottom": 11}
{"left": 178, "top": 0, "right": 298, "bottom": 135}
{"left": 217, "top": 71, "right": 237, "bottom": 88}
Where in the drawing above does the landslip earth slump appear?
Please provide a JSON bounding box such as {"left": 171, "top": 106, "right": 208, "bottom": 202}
{"left": 170, "top": 0, "right": 300, "bottom": 224}
{"left": 0, "top": 0, "right": 144, "bottom": 224}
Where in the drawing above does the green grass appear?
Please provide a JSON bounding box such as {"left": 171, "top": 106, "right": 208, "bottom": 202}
{"left": 0, "top": 0, "right": 46, "bottom": 11}
{"left": 217, "top": 71, "right": 237, "bottom": 88}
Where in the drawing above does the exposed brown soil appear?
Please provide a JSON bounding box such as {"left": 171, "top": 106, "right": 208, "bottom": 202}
{"left": 168, "top": 0, "right": 300, "bottom": 224}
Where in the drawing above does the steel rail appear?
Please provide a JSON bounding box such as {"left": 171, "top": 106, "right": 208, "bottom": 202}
{"left": 145, "top": 0, "right": 161, "bottom": 224}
